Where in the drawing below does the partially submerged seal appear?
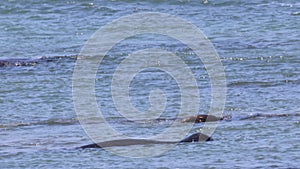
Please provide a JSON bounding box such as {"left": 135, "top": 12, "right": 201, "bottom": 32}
{"left": 181, "top": 114, "right": 223, "bottom": 123}
{"left": 79, "top": 132, "right": 212, "bottom": 149}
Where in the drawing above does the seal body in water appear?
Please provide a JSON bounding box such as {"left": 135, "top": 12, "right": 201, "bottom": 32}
{"left": 79, "top": 132, "right": 212, "bottom": 149}
{"left": 181, "top": 114, "right": 223, "bottom": 123}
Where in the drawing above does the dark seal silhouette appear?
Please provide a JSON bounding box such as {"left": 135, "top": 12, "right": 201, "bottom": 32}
{"left": 181, "top": 114, "right": 223, "bottom": 123}
{"left": 79, "top": 132, "right": 212, "bottom": 149}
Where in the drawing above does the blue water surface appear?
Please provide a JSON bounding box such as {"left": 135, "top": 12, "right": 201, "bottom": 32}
{"left": 0, "top": 0, "right": 299, "bottom": 168}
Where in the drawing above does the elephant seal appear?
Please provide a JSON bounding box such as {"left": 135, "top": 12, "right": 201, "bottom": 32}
{"left": 79, "top": 132, "right": 212, "bottom": 149}
{"left": 181, "top": 114, "right": 223, "bottom": 123}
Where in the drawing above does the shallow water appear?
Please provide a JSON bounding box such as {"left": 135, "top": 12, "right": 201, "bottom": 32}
{"left": 1, "top": 0, "right": 300, "bottom": 168}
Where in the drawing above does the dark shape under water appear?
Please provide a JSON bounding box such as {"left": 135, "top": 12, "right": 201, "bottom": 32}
{"left": 124, "top": 114, "right": 228, "bottom": 124}
{"left": 181, "top": 114, "right": 224, "bottom": 123}
{"left": 79, "top": 132, "right": 212, "bottom": 149}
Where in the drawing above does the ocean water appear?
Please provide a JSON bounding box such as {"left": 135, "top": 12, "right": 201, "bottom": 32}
{"left": 1, "top": 0, "right": 300, "bottom": 168}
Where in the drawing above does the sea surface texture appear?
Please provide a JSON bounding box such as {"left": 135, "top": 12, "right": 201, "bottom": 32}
{"left": 0, "top": 0, "right": 299, "bottom": 168}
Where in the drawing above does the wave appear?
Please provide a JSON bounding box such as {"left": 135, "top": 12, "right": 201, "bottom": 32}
{"left": 0, "top": 55, "right": 77, "bottom": 67}
{"left": 0, "top": 118, "right": 78, "bottom": 129}
{"left": 240, "top": 113, "right": 300, "bottom": 120}
{"left": 1, "top": 112, "right": 298, "bottom": 129}
{"left": 228, "top": 80, "right": 300, "bottom": 88}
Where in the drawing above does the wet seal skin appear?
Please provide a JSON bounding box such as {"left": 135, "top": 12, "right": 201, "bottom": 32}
{"left": 79, "top": 132, "right": 212, "bottom": 149}
{"left": 181, "top": 114, "right": 223, "bottom": 123}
